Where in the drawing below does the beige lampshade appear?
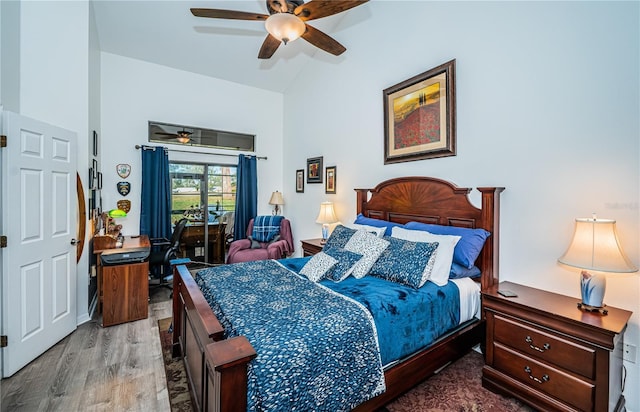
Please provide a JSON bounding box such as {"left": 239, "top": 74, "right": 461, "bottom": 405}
{"left": 315, "top": 202, "right": 338, "bottom": 224}
{"left": 558, "top": 218, "right": 637, "bottom": 273}
{"left": 269, "top": 191, "right": 284, "bottom": 206}
{"left": 264, "top": 13, "right": 305, "bottom": 44}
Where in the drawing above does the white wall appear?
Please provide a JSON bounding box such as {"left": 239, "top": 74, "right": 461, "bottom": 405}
{"left": 14, "top": 0, "right": 92, "bottom": 324}
{"left": 99, "top": 53, "right": 284, "bottom": 235}
{"left": 283, "top": 1, "right": 640, "bottom": 409}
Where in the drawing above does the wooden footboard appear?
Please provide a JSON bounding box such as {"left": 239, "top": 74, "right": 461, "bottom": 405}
{"left": 172, "top": 264, "right": 256, "bottom": 411}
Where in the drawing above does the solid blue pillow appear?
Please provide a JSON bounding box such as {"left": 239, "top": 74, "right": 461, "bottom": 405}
{"left": 323, "top": 247, "right": 363, "bottom": 282}
{"left": 354, "top": 214, "right": 403, "bottom": 236}
{"left": 449, "top": 262, "right": 481, "bottom": 279}
{"left": 404, "top": 222, "right": 491, "bottom": 269}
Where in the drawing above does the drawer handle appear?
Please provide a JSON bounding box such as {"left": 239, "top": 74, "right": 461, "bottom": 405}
{"left": 524, "top": 366, "right": 550, "bottom": 384}
{"left": 525, "top": 335, "right": 550, "bottom": 352}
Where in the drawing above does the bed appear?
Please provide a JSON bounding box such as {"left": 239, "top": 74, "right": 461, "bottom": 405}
{"left": 171, "top": 176, "right": 504, "bottom": 411}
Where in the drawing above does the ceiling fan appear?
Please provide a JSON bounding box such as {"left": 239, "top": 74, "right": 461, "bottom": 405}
{"left": 191, "top": 0, "right": 369, "bottom": 59}
{"left": 155, "top": 128, "right": 193, "bottom": 144}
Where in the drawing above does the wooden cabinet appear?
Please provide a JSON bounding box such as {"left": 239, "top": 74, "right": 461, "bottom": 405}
{"left": 482, "top": 281, "right": 632, "bottom": 412}
{"left": 300, "top": 238, "right": 324, "bottom": 256}
{"left": 102, "top": 261, "right": 149, "bottom": 327}
{"left": 180, "top": 223, "right": 226, "bottom": 264}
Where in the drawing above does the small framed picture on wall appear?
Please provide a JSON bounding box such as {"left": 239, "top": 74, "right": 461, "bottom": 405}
{"left": 307, "top": 156, "right": 323, "bottom": 184}
{"left": 296, "top": 169, "right": 304, "bottom": 193}
{"left": 325, "top": 166, "right": 336, "bottom": 194}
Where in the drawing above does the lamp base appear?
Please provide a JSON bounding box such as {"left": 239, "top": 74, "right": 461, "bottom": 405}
{"left": 320, "top": 238, "right": 327, "bottom": 245}
{"left": 577, "top": 302, "right": 608, "bottom": 315}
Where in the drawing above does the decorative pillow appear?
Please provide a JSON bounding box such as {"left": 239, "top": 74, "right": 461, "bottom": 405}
{"left": 343, "top": 230, "right": 390, "bottom": 279}
{"left": 324, "top": 225, "right": 357, "bottom": 250}
{"left": 323, "top": 247, "right": 363, "bottom": 282}
{"left": 300, "top": 252, "right": 337, "bottom": 282}
{"left": 391, "top": 226, "right": 460, "bottom": 287}
{"left": 251, "top": 215, "right": 283, "bottom": 242}
{"left": 369, "top": 236, "right": 439, "bottom": 288}
{"left": 404, "top": 221, "right": 491, "bottom": 269}
{"left": 345, "top": 223, "right": 386, "bottom": 238}
{"left": 354, "top": 214, "right": 403, "bottom": 236}
{"left": 450, "top": 262, "right": 482, "bottom": 279}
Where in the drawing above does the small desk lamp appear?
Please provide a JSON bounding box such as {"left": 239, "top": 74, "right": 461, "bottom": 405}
{"left": 269, "top": 191, "right": 284, "bottom": 215}
{"left": 558, "top": 216, "right": 637, "bottom": 315}
{"left": 316, "top": 202, "right": 338, "bottom": 244}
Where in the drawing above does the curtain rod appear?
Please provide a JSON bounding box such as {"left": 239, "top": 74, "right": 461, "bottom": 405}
{"left": 134, "top": 145, "right": 267, "bottom": 160}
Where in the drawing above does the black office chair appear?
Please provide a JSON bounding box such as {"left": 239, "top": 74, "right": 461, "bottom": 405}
{"left": 148, "top": 218, "right": 188, "bottom": 290}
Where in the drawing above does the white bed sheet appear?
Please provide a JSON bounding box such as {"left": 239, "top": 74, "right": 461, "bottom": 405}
{"left": 451, "top": 277, "right": 481, "bottom": 324}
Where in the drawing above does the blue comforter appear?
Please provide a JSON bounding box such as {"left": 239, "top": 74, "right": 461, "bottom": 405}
{"left": 280, "top": 257, "right": 461, "bottom": 366}
{"left": 195, "top": 260, "right": 386, "bottom": 412}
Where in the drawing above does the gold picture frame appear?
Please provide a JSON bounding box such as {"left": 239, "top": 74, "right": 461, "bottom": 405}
{"left": 383, "top": 59, "right": 456, "bottom": 164}
{"left": 325, "top": 166, "right": 336, "bottom": 194}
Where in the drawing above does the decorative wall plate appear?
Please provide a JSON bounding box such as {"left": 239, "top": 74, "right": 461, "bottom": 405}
{"left": 117, "top": 199, "right": 131, "bottom": 213}
{"left": 116, "top": 164, "right": 131, "bottom": 178}
{"left": 117, "top": 181, "right": 131, "bottom": 196}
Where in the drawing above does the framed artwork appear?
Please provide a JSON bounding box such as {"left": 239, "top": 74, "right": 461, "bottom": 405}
{"left": 296, "top": 169, "right": 304, "bottom": 193}
{"left": 306, "top": 156, "right": 323, "bottom": 184}
{"left": 88, "top": 167, "right": 94, "bottom": 189}
{"left": 92, "top": 130, "right": 98, "bottom": 156}
{"left": 325, "top": 166, "right": 336, "bottom": 194}
{"left": 97, "top": 172, "right": 103, "bottom": 190}
{"left": 383, "top": 59, "right": 456, "bottom": 164}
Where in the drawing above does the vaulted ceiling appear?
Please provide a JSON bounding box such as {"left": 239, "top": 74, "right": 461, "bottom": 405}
{"left": 92, "top": 1, "right": 371, "bottom": 93}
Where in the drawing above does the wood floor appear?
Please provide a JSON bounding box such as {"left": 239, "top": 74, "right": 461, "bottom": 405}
{"left": 1, "top": 288, "right": 173, "bottom": 412}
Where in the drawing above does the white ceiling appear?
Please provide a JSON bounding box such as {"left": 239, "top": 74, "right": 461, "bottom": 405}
{"left": 91, "top": 0, "right": 372, "bottom": 93}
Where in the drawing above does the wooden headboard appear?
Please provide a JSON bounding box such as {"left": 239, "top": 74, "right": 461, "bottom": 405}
{"left": 355, "top": 176, "right": 504, "bottom": 291}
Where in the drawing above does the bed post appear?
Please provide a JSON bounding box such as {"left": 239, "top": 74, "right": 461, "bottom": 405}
{"left": 355, "top": 188, "right": 369, "bottom": 215}
{"left": 477, "top": 187, "right": 504, "bottom": 291}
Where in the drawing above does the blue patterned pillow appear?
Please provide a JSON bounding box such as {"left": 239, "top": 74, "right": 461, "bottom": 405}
{"left": 300, "top": 252, "right": 337, "bottom": 282}
{"left": 324, "top": 225, "right": 357, "bottom": 249}
{"left": 323, "top": 247, "right": 363, "bottom": 282}
{"left": 369, "top": 236, "right": 439, "bottom": 288}
{"left": 344, "top": 230, "right": 390, "bottom": 279}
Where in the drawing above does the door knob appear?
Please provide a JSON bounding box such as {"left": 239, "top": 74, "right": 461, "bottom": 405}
{"left": 70, "top": 238, "right": 79, "bottom": 245}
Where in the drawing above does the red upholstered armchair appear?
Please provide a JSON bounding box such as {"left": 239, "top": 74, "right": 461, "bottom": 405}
{"left": 227, "top": 217, "right": 294, "bottom": 264}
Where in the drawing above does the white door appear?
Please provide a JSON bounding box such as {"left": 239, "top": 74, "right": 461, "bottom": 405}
{"left": 1, "top": 111, "right": 78, "bottom": 377}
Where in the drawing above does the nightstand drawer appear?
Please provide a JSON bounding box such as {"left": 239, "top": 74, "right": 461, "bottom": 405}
{"left": 494, "top": 343, "right": 595, "bottom": 412}
{"left": 494, "top": 314, "right": 596, "bottom": 379}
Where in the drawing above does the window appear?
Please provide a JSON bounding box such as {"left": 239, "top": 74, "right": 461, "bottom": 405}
{"left": 150, "top": 121, "right": 254, "bottom": 152}
{"left": 170, "top": 162, "right": 236, "bottom": 224}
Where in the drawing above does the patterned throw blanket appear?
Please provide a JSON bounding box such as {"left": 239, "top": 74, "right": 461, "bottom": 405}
{"left": 251, "top": 215, "right": 284, "bottom": 242}
{"left": 196, "top": 260, "right": 386, "bottom": 411}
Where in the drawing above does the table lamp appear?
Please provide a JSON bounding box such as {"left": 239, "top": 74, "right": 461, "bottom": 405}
{"left": 269, "top": 191, "right": 284, "bottom": 215}
{"left": 316, "top": 202, "right": 338, "bottom": 244}
{"left": 558, "top": 216, "right": 637, "bottom": 315}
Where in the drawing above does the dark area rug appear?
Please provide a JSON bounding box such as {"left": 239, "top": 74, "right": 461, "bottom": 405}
{"left": 158, "top": 317, "right": 532, "bottom": 412}
{"left": 384, "top": 350, "right": 534, "bottom": 412}
{"left": 158, "top": 318, "right": 194, "bottom": 412}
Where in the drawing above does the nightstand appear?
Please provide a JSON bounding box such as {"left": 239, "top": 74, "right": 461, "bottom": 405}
{"left": 482, "top": 281, "right": 632, "bottom": 412}
{"left": 300, "top": 238, "right": 324, "bottom": 256}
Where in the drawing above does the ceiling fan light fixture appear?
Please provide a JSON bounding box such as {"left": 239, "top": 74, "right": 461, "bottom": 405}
{"left": 176, "top": 135, "right": 191, "bottom": 144}
{"left": 265, "top": 13, "right": 305, "bottom": 44}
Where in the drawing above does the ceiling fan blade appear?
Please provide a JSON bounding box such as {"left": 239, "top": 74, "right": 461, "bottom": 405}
{"left": 155, "top": 132, "right": 178, "bottom": 136}
{"left": 191, "top": 8, "right": 268, "bottom": 21}
{"left": 295, "top": 0, "right": 369, "bottom": 21}
{"left": 258, "top": 34, "right": 282, "bottom": 59}
{"left": 301, "top": 24, "right": 346, "bottom": 56}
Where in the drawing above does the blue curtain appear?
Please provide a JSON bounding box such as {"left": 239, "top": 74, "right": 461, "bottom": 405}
{"left": 234, "top": 154, "right": 257, "bottom": 240}
{"left": 140, "top": 146, "right": 172, "bottom": 241}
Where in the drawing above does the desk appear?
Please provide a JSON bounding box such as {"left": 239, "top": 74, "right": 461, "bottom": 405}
{"left": 180, "top": 223, "right": 226, "bottom": 263}
{"left": 94, "top": 235, "right": 150, "bottom": 327}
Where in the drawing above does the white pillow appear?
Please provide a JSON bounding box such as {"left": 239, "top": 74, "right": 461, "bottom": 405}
{"left": 344, "top": 230, "right": 390, "bottom": 278}
{"left": 345, "top": 223, "right": 386, "bottom": 238}
{"left": 391, "top": 226, "right": 461, "bottom": 286}
{"left": 300, "top": 252, "right": 337, "bottom": 282}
